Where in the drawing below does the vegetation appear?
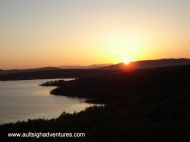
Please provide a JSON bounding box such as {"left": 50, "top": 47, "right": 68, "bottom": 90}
{"left": 0, "top": 65, "right": 190, "bottom": 142}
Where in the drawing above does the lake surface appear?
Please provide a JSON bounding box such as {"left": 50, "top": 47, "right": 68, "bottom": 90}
{"left": 0, "top": 79, "right": 92, "bottom": 124}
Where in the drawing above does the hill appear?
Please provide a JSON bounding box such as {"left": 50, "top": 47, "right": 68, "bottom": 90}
{"left": 0, "top": 65, "right": 190, "bottom": 142}
{"left": 60, "top": 64, "right": 112, "bottom": 69}
{"left": 102, "top": 58, "right": 190, "bottom": 70}
{"left": 0, "top": 67, "right": 60, "bottom": 75}
{"left": 1, "top": 58, "right": 190, "bottom": 81}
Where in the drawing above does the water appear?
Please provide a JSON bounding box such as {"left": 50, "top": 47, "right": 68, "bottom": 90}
{"left": 0, "top": 79, "right": 92, "bottom": 124}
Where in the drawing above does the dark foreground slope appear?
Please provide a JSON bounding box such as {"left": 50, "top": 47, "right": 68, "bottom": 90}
{"left": 50, "top": 65, "right": 190, "bottom": 103}
{"left": 0, "top": 65, "right": 190, "bottom": 142}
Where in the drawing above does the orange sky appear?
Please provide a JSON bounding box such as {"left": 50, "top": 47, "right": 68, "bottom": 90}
{"left": 0, "top": 0, "right": 190, "bottom": 69}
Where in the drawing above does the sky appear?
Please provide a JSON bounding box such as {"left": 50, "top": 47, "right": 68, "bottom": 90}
{"left": 0, "top": 0, "right": 190, "bottom": 69}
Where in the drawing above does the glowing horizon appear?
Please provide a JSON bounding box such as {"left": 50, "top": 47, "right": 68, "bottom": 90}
{"left": 0, "top": 0, "right": 190, "bottom": 69}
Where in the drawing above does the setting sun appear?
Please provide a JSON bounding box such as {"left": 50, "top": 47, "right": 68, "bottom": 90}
{"left": 122, "top": 58, "right": 132, "bottom": 65}
{"left": 0, "top": 0, "right": 189, "bottom": 70}
{"left": 0, "top": 0, "right": 190, "bottom": 141}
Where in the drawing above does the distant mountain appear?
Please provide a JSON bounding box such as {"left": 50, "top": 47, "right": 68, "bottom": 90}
{"left": 1, "top": 59, "right": 190, "bottom": 81}
{"left": 101, "top": 58, "right": 190, "bottom": 70}
{"left": 60, "top": 64, "right": 112, "bottom": 69}
{"left": 1, "top": 59, "right": 190, "bottom": 77}
{"left": 0, "top": 64, "right": 112, "bottom": 76}
{"left": 0, "top": 67, "right": 60, "bottom": 75}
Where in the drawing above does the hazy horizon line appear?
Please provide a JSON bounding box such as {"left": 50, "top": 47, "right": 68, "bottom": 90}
{"left": 1, "top": 57, "right": 190, "bottom": 70}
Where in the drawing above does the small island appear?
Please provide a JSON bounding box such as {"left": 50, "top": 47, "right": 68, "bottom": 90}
{"left": 40, "top": 80, "right": 66, "bottom": 87}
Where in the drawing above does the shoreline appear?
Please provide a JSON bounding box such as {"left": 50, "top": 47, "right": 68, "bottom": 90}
{"left": 0, "top": 78, "right": 95, "bottom": 126}
{"left": 0, "top": 65, "right": 190, "bottom": 141}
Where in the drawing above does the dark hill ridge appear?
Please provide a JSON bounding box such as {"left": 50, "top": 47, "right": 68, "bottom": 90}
{"left": 102, "top": 58, "right": 190, "bottom": 70}
{"left": 50, "top": 64, "right": 190, "bottom": 103}
{"left": 0, "top": 69, "right": 117, "bottom": 81}
{"left": 0, "top": 65, "right": 190, "bottom": 142}
{"left": 60, "top": 64, "right": 112, "bottom": 69}
{"left": 1, "top": 58, "right": 190, "bottom": 81}
{"left": 0, "top": 67, "right": 60, "bottom": 75}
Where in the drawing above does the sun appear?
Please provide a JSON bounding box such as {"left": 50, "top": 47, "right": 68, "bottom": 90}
{"left": 122, "top": 58, "right": 131, "bottom": 65}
